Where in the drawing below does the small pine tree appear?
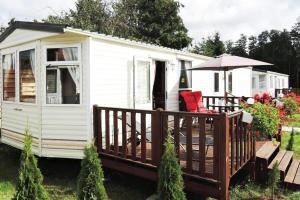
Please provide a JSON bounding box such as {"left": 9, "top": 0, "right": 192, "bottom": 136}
{"left": 157, "top": 133, "right": 186, "bottom": 200}
{"left": 77, "top": 144, "right": 108, "bottom": 200}
{"left": 13, "top": 130, "right": 49, "bottom": 200}
{"left": 268, "top": 161, "right": 280, "bottom": 199}
{"left": 286, "top": 129, "right": 295, "bottom": 151}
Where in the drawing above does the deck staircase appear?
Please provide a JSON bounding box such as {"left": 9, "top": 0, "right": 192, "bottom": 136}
{"left": 256, "top": 141, "right": 300, "bottom": 188}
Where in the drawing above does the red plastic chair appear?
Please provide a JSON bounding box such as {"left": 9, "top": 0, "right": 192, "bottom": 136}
{"left": 180, "top": 91, "right": 219, "bottom": 114}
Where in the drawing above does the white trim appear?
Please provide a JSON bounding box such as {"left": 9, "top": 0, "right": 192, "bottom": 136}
{"left": 42, "top": 43, "right": 82, "bottom": 106}
{"left": 64, "top": 28, "right": 211, "bottom": 61}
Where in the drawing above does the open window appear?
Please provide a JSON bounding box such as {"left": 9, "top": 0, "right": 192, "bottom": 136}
{"left": 2, "top": 53, "right": 16, "bottom": 101}
{"left": 19, "top": 49, "right": 36, "bottom": 103}
{"left": 46, "top": 46, "right": 80, "bottom": 104}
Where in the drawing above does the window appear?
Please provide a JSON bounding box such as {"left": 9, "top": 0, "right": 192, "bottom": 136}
{"left": 47, "top": 47, "right": 78, "bottom": 61}
{"left": 179, "top": 60, "right": 192, "bottom": 89}
{"left": 214, "top": 73, "right": 219, "bottom": 92}
{"left": 270, "top": 75, "right": 273, "bottom": 88}
{"left": 228, "top": 72, "right": 233, "bottom": 93}
{"left": 135, "top": 61, "right": 150, "bottom": 104}
{"left": 252, "top": 77, "right": 256, "bottom": 89}
{"left": 282, "top": 79, "right": 285, "bottom": 88}
{"left": 46, "top": 46, "right": 80, "bottom": 104}
{"left": 259, "top": 75, "right": 266, "bottom": 89}
{"left": 2, "top": 53, "right": 15, "bottom": 101}
{"left": 19, "top": 49, "right": 36, "bottom": 103}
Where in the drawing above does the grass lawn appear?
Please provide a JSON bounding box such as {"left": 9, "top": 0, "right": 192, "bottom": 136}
{"left": 0, "top": 143, "right": 156, "bottom": 200}
{"left": 281, "top": 131, "right": 300, "bottom": 159}
{"left": 287, "top": 114, "right": 300, "bottom": 128}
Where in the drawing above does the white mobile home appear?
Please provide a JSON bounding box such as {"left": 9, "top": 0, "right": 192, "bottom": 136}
{"left": 0, "top": 21, "right": 209, "bottom": 159}
{"left": 192, "top": 67, "right": 289, "bottom": 97}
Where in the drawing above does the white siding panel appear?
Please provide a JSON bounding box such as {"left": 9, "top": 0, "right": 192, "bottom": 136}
{"left": 1, "top": 103, "right": 41, "bottom": 138}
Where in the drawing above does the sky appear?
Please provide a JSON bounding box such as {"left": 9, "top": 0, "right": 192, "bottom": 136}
{"left": 0, "top": 0, "right": 299, "bottom": 43}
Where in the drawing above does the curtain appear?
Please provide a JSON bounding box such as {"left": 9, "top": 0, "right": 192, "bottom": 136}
{"left": 67, "top": 65, "right": 80, "bottom": 94}
{"left": 29, "top": 49, "right": 35, "bottom": 77}
{"left": 62, "top": 47, "right": 77, "bottom": 61}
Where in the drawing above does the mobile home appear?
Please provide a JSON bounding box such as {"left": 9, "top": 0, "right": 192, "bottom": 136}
{"left": 192, "top": 67, "right": 289, "bottom": 97}
{"left": 0, "top": 21, "right": 210, "bottom": 159}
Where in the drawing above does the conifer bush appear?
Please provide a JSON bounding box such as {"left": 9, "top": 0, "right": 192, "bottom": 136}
{"left": 157, "top": 134, "right": 186, "bottom": 200}
{"left": 13, "top": 129, "right": 49, "bottom": 200}
{"left": 77, "top": 144, "right": 108, "bottom": 200}
{"left": 268, "top": 161, "right": 280, "bottom": 199}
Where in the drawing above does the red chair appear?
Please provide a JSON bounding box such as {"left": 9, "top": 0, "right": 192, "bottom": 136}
{"left": 180, "top": 91, "right": 219, "bottom": 114}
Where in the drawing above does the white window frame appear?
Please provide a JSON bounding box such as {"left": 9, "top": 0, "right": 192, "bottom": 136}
{"left": 1, "top": 52, "right": 16, "bottom": 103}
{"left": 1, "top": 43, "right": 37, "bottom": 105}
{"left": 44, "top": 43, "right": 82, "bottom": 106}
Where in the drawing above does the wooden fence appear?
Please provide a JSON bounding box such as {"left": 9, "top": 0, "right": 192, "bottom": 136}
{"left": 93, "top": 105, "right": 255, "bottom": 200}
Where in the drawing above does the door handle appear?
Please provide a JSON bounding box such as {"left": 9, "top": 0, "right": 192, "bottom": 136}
{"left": 14, "top": 108, "right": 23, "bottom": 111}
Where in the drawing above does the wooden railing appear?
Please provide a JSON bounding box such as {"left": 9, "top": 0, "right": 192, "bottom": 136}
{"left": 93, "top": 105, "right": 255, "bottom": 200}
{"left": 202, "top": 96, "right": 243, "bottom": 112}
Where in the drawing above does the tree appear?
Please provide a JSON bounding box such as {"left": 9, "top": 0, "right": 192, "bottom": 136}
{"left": 231, "top": 34, "right": 248, "bottom": 57}
{"left": 192, "top": 32, "right": 225, "bottom": 57}
{"left": 45, "top": 0, "right": 112, "bottom": 34}
{"left": 112, "top": 0, "right": 192, "bottom": 49}
{"left": 77, "top": 145, "right": 108, "bottom": 200}
{"left": 157, "top": 134, "right": 186, "bottom": 200}
{"left": 13, "top": 130, "right": 49, "bottom": 200}
{"left": 225, "top": 40, "right": 234, "bottom": 54}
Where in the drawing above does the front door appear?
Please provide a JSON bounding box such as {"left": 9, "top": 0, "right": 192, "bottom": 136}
{"left": 152, "top": 61, "right": 166, "bottom": 110}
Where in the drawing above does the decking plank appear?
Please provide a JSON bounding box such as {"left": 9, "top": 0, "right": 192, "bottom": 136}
{"left": 293, "top": 161, "right": 300, "bottom": 185}
{"left": 256, "top": 141, "right": 279, "bottom": 160}
{"left": 268, "top": 150, "right": 286, "bottom": 170}
{"left": 278, "top": 151, "right": 293, "bottom": 172}
{"left": 285, "top": 160, "right": 300, "bottom": 183}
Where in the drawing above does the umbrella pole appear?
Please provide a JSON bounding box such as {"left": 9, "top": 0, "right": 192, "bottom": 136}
{"left": 224, "top": 69, "right": 227, "bottom": 104}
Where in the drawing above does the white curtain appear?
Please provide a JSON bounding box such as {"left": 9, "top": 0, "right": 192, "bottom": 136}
{"left": 62, "top": 47, "right": 77, "bottom": 61}
{"left": 29, "top": 49, "right": 35, "bottom": 77}
{"left": 67, "top": 65, "right": 80, "bottom": 94}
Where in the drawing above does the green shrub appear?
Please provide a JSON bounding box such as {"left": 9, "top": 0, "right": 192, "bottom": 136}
{"left": 157, "top": 134, "right": 186, "bottom": 200}
{"left": 13, "top": 130, "right": 49, "bottom": 200}
{"left": 283, "top": 96, "right": 299, "bottom": 117}
{"left": 268, "top": 161, "right": 280, "bottom": 199}
{"left": 244, "top": 102, "right": 280, "bottom": 137}
{"left": 77, "top": 145, "right": 108, "bottom": 200}
{"left": 286, "top": 129, "right": 295, "bottom": 151}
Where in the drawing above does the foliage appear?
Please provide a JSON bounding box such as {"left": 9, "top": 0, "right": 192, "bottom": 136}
{"left": 286, "top": 129, "right": 295, "bottom": 150}
{"left": 13, "top": 130, "right": 49, "bottom": 200}
{"left": 268, "top": 161, "right": 280, "bottom": 199}
{"left": 244, "top": 102, "right": 280, "bottom": 137}
{"left": 191, "top": 32, "right": 225, "bottom": 56}
{"left": 45, "top": 0, "right": 112, "bottom": 34}
{"left": 282, "top": 92, "right": 300, "bottom": 116}
{"left": 157, "top": 134, "right": 186, "bottom": 200}
{"left": 229, "top": 34, "right": 248, "bottom": 57}
{"left": 45, "top": 0, "right": 191, "bottom": 49}
{"left": 77, "top": 144, "right": 108, "bottom": 200}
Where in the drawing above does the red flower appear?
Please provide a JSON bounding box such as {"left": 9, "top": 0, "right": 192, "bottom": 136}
{"left": 254, "top": 94, "right": 261, "bottom": 102}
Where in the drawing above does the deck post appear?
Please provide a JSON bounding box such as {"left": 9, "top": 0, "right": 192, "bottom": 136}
{"left": 93, "top": 105, "right": 99, "bottom": 149}
{"left": 151, "top": 108, "right": 163, "bottom": 166}
{"left": 219, "top": 112, "right": 230, "bottom": 200}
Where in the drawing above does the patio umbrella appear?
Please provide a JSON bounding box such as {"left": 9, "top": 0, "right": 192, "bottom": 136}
{"left": 190, "top": 54, "right": 273, "bottom": 100}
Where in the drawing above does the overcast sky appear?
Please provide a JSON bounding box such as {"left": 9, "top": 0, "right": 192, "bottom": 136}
{"left": 0, "top": 0, "right": 299, "bottom": 42}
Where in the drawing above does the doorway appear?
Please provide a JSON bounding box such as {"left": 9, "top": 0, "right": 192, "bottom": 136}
{"left": 152, "top": 61, "right": 166, "bottom": 110}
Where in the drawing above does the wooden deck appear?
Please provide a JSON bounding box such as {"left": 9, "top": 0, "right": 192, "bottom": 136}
{"left": 93, "top": 105, "right": 257, "bottom": 200}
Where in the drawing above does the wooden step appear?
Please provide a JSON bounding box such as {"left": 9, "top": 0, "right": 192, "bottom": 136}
{"left": 267, "top": 150, "right": 293, "bottom": 180}
{"left": 256, "top": 141, "right": 280, "bottom": 161}
{"left": 284, "top": 160, "right": 300, "bottom": 188}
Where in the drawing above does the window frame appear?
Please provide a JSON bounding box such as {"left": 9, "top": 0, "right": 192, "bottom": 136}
{"left": 44, "top": 43, "right": 82, "bottom": 106}
{"left": 214, "top": 72, "right": 219, "bottom": 92}
{"left": 1, "top": 44, "right": 37, "bottom": 105}
{"left": 228, "top": 72, "right": 233, "bottom": 93}
{"left": 2, "top": 52, "right": 16, "bottom": 102}
{"left": 179, "top": 60, "right": 192, "bottom": 89}
{"left": 19, "top": 48, "right": 37, "bottom": 104}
